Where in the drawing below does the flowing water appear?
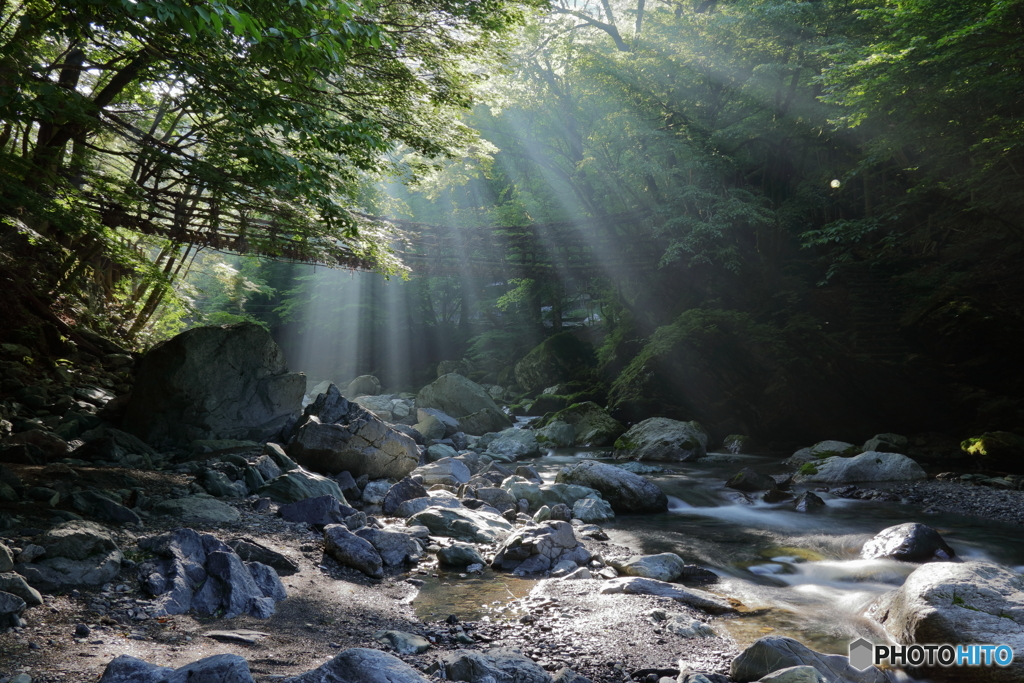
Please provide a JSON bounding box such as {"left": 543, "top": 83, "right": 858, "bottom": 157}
{"left": 514, "top": 449, "right": 1024, "bottom": 656}
{"left": 410, "top": 444, "right": 1024, "bottom": 674}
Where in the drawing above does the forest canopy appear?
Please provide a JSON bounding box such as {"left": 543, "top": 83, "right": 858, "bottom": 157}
{"left": 0, "top": 0, "right": 536, "bottom": 338}
{"left": 2, "top": 0, "right": 1023, "bottom": 437}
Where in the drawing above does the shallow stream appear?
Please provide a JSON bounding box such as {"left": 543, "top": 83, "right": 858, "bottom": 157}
{"left": 415, "top": 448, "right": 1024, "bottom": 660}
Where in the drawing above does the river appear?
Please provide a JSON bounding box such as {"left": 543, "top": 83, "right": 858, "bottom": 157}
{"left": 416, "top": 447, "right": 1024, "bottom": 663}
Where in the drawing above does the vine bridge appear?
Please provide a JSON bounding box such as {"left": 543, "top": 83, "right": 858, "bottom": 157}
{"left": 372, "top": 209, "right": 663, "bottom": 279}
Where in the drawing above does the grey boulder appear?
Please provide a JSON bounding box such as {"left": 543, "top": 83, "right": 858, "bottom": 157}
{"left": 383, "top": 478, "right": 429, "bottom": 515}
{"left": 612, "top": 552, "right": 688, "bottom": 582}
{"left": 416, "top": 374, "right": 509, "bottom": 427}
{"left": 407, "top": 506, "right": 513, "bottom": 543}
{"left": 432, "top": 648, "right": 551, "bottom": 683}
{"left": 17, "top": 520, "right": 122, "bottom": 591}
{"left": 374, "top": 629, "right": 431, "bottom": 655}
{"left": 0, "top": 590, "right": 26, "bottom": 628}
{"left": 730, "top": 636, "right": 891, "bottom": 683}
{"left": 501, "top": 476, "right": 601, "bottom": 513}
{"left": 555, "top": 461, "right": 667, "bottom": 513}
{"left": 99, "top": 653, "right": 255, "bottom": 683}
{"left": 284, "top": 647, "right": 429, "bottom": 683}
{"left": 726, "top": 468, "right": 778, "bottom": 492}
{"left": 151, "top": 496, "right": 240, "bottom": 524}
{"left": 485, "top": 428, "right": 541, "bottom": 461}
{"left": 277, "top": 495, "right": 356, "bottom": 527}
{"left": 123, "top": 322, "right": 304, "bottom": 447}
{"left": 259, "top": 468, "right": 346, "bottom": 504}
{"left": 860, "top": 523, "right": 955, "bottom": 562}
{"left": 288, "top": 390, "right": 419, "bottom": 480}
{"left": 867, "top": 561, "right": 1024, "bottom": 682}
{"left": 794, "top": 451, "right": 925, "bottom": 484}
{"left": 492, "top": 520, "right": 590, "bottom": 575}
{"left": 323, "top": 524, "right": 383, "bottom": 578}
{"left": 138, "top": 528, "right": 286, "bottom": 618}
{"left": 613, "top": 417, "right": 708, "bottom": 462}
{"left": 572, "top": 497, "right": 614, "bottom": 523}
{"left": 355, "top": 527, "right": 422, "bottom": 566}
{"left": 438, "top": 543, "right": 485, "bottom": 567}
{"left": 412, "top": 457, "right": 471, "bottom": 487}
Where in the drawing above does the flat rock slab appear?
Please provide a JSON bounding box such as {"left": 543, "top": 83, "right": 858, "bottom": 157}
{"left": 203, "top": 630, "right": 269, "bottom": 644}
{"left": 600, "top": 577, "right": 737, "bottom": 615}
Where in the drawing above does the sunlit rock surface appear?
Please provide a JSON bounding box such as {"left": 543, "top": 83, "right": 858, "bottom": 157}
{"left": 613, "top": 417, "right": 707, "bottom": 462}
{"left": 288, "top": 384, "right": 419, "bottom": 480}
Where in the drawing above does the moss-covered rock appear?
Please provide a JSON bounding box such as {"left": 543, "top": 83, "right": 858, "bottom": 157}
{"left": 613, "top": 417, "right": 707, "bottom": 462}
{"left": 961, "top": 431, "right": 1024, "bottom": 473}
{"left": 607, "top": 309, "right": 948, "bottom": 444}
{"left": 525, "top": 394, "right": 569, "bottom": 416}
{"left": 513, "top": 332, "right": 596, "bottom": 393}
{"left": 547, "top": 402, "right": 624, "bottom": 447}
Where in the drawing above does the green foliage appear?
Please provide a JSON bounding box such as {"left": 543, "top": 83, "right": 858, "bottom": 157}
{"left": 820, "top": 0, "right": 1024, "bottom": 237}
{"left": 0, "top": 0, "right": 537, "bottom": 340}
{"left": 798, "top": 462, "right": 820, "bottom": 475}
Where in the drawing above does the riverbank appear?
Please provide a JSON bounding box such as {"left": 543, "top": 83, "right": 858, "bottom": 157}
{"left": 0, "top": 460, "right": 740, "bottom": 683}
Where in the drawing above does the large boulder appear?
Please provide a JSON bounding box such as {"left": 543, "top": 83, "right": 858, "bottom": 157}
{"left": 536, "top": 420, "right": 574, "bottom": 448}
{"left": 407, "top": 506, "right": 513, "bottom": 543}
{"left": 860, "top": 523, "right": 956, "bottom": 562}
{"left": 961, "top": 431, "right": 1024, "bottom": 473}
{"left": 137, "top": 528, "right": 286, "bottom": 618}
{"left": 785, "top": 440, "right": 859, "bottom": 468}
{"left": 151, "top": 496, "right": 240, "bottom": 524}
{"left": 867, "top": 561, "right": 1024, "bottom": 682}
{"left": 278, "top": 495, "right": 357, "bottom": 527}
{"left": 555, "top": 461, "right": 667, "bottom": 513}
{"left": 726, "top": 468, "right": 778, "bottom": 492}
{"left": 730, "top": 636, "right": 891, "bottom": 683}
{"left": 355, "top": 527, "right": 422, "bottom": 566}
{"left": 123, "top": 322, "right": 305, "bottom": 447}
{"left": 547, "top": 402, "right": 624, "bottom": 447}
{"left": 417, "top": 374, "right": 508, "bottom": 424}
{"left": 513, "top": 332, "right": 596, "bottom": 393}
{"left": 613, "top": 417, "right": 708, "bottom": 462}
{"left": 287, "top": 385, "right": 419, "bottom": 479}
{"left": 458, "top": 407, "right": 515, "bottom": 436}
{"left": 794, "top": 451, "right": 926, "bottom": 484}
